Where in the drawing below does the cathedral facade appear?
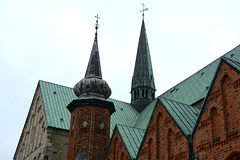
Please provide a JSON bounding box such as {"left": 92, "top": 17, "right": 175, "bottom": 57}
{"left": 14, "top": 16, "right": 240, "bottom": 160}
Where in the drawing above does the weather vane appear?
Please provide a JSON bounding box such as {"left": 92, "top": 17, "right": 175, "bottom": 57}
{"left": 140, "top": 3, "right": 148, "bottom": 18}
{"left": 95, "top": 14, "right": 100, "bottom": 31}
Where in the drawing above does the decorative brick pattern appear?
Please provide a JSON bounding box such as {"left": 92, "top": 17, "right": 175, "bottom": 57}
{"left": 67, "top": 106, "right": 110, "bottom": 160}
{"left": 138, "top": 103, "right": 189, "bottom": 160}
{"left": 193, "top": 62, "right": 240, "bottom": 159}
{"left": 107, "top": 130, "right": 131, "bottom": 160}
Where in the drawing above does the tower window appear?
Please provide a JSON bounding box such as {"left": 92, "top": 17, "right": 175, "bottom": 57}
{"left": 146, "top": 90, "right": 148, "bottom": 97}
{"left": 142, "top": 89, "right": 144, "bottom": 97}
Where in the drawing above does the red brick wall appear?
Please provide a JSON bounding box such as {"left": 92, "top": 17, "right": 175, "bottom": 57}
{"left": 107, "top": 130, "right": 131, "bottom": 160}
{"left": 193, "top": 62, "right": 240, "bottom": 159}
{"left": 138, "top": 103, "right": 189, "bottom": 160}
{"left": 67, "top": 106, "right": 110, "bottom": 160}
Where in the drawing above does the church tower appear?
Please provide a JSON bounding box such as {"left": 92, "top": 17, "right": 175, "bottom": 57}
{"left": 131, "top": 7, "right": 156, "bottom": 112}
{"left": 66, "top": 15, "right": 115, "bottom": 160}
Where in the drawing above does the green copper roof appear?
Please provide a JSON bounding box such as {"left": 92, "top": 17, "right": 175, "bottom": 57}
{"left": 132, "top": 99, "right": 157, "bottom": 129}
{"left": 108, "top": 99, "right": 138, "bottom": 135}
{"left": 132, "top": 20, "right": 155, "bottom": 89}
{"left": 159, "top": 97, "right": 200, "bottom": 136}
{"left": 131, "top": 19, "right": 156, "bottom": 112}
{"left": 40, "top": 80, "right": 74, "bottom": 130}
{"left": 39, "top": 80, "right": 138, "bottom": 137}
{"left": 160, "top": 45, "right": 240, "bottom": 106}
{"left": 116, "top": 125, "right": 145, "bottom": 159}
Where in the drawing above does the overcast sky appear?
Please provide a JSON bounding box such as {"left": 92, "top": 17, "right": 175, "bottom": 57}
{"left": 1, "top": 0, "right": 240, "bottom": 159}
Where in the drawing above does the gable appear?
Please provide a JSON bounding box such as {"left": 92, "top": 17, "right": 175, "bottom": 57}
{"left": 14, "top": 84, "right": 48, "bottom": 160}
{"left": 116, "top": 125, "right": 145, "bottom": 159}
{"left": 137, "top": 102, "right": 189, "bottom": 160}
{"left": 107, "top": 128, "right": 131, "bottom": 160}
{"left": 193, "top": 59, "right": 240, "bottom": 159}
{"left": 159, "top": 97, "right": 200, "bottom": 137}
{"left": 132, "top": 99, "right": 157, "bottom": 129}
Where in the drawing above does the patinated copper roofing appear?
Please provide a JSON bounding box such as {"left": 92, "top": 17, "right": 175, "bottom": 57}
{"left": 131, "top": 19, "right": 156, "bottom": 112}
{"left": 38, "top": 44, "right": 240, "bottom": 159}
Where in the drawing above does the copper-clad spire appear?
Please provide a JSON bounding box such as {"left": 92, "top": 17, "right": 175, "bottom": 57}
{"left": 131, "top": 6, "right": 156, "bottom": 112}
{"left": 85, "top": 14, "right": 102, "bottom": 79}
{"left": 74, "top": 15, "right": 111, "bottom": 99}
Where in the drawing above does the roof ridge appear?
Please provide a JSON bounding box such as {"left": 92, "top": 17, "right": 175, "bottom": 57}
{"left": 159, "top": 45, "right": 240, "bottom": 99}
{"left": 108, "top": 98, "right": 131, "bottom": 105}
{"left": 39, "top": 80, "right": 74, "bottom": 90}
{"left": 116, "top": 124, "right": 146, "bottom": 131}
{"left": 159, "top": 97, "right": 199, "bottom": 110}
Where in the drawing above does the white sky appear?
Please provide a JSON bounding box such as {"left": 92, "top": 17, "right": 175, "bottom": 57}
{"left": 1, "top": 0, "right": 240, "bottom": 159}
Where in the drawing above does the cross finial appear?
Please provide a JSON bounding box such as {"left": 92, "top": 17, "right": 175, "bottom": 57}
{"left": 140, "top": 3, "right": 148, "bottom": 18}
{"left": 95, "top": 14, "right": 100, "bottom": 30}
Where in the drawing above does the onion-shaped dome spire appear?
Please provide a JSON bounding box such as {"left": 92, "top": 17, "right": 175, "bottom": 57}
{"left": 74, "top": 15, "right": 111, "bottom": 99}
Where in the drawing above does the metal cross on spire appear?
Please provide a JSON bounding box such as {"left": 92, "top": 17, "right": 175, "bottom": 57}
{"left": 140, "top": 3, "right": 148, "bottom": 18}
{"left": 95, "top": 14, "right": 100, "bottom": 30}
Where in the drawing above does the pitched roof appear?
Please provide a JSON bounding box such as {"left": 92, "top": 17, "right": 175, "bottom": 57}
{"left": 160, "top": 45, "right": 240, "bottom": 106}
{"left": 39, "top": 80, "right": 138, "bottom": 136}
{"left": 38, "top": 45, "right": 240, "bottom": 159}
{"left": 40, "top": 80, "right": 74, "bottom": 130}
{"left": 132, "top": 99, "right": 157, "bottom": 129}
{"left": 159, "top": 97, "right": 200, "bottom": 137}
{"left": 116, "top": 125, "right": 145, "bottom": 159}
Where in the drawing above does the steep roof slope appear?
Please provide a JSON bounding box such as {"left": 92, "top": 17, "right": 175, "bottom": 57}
{"left": 159, "top": 97, "right": 200, "bottom": 137}
{"left": 115, "top": 125, "right": 145, "bottom": 159}
{"left": 160, "top": 45, "right": 240, "bottom": 106}
{"left": 39, "top": 80, "right": 138, "bottom": 136}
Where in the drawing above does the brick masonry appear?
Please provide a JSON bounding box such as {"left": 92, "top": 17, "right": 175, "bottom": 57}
{"left": 107, "top": 130, "right": 131, "bottom": 160}
{"left": 137, "top": 103, "right": 189, "bottom": 160}
{"left": 67, "top": 106, "right": 110, "bottom": 160}
{"left": 193, "top": 62, "right": 240, "bottom": 160}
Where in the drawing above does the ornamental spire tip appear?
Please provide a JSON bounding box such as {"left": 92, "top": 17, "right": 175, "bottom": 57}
{"left": 140, "top": 3, "right": 148, "bottom": 19}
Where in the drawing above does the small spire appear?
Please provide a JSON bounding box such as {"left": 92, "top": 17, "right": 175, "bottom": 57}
{"left": 73, "top": 15, "right": 112, "bottom": 99}
{"left": 140, "top": 3, "right": 148, "bottom": 19}
{"left": 84, "top": 14, "right": 102, "bottom": 79}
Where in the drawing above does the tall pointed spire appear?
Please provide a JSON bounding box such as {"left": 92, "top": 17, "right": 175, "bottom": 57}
{"left": 131, "top": 9, "right": 156, "bottom": 112}
{"left": 67, "top": 15, "right": 115, "bottom": 160}
{"left": 85, "top": 14, "right": 102, "bottom": 79}
{"left": 73, "top": 15, "right": 111, "bottom": 99}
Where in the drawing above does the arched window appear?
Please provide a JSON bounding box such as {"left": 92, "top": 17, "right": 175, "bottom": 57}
{"left": 222, "top": 75, "right": 235, "bottom": 135}
{"left": 142, "top": 89, "right": 144, "bottom": 97}
{"left": 225, "top": 151, "right": 240, "bottom": 160}
{"left": 113, "top": 138, "right": 118, "bottom": 160}
{"left": 167, "top": 129, "right": 174, "bottom": 160}
{"left": 120, "top": 152, "right": 124, "bottom": 160}
{"left": 134, "top": 90, "right": 137, "bottom": 98}
{"left": 152, "top": 92, "right": 155, "bottom": 99}
{"left": 146, "top": 90, "right": 149, "bottom": 97}
{"left": 37, "top": 153, "right": 41, "bottom": 160}
{"left": 156, "top": 113, "right": 161, "bottom": 158}
{"left": 148, "top": 138, "right": 153, "bottom": 159}
{"left": 211, "top": 107, "right": 220, "bottom": 142}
